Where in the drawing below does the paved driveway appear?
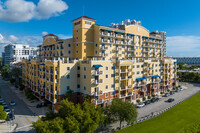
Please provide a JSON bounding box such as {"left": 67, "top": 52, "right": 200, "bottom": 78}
{"left": 138, "top": 82, "right": 200, "bottom": 118}
{"left": 0, "top": 76, "right": 38, "bottom": 132}
{"left": 102, "top": 82, "right": 200, "bottom": 132}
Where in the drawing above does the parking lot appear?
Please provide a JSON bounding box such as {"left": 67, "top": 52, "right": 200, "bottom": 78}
{"left": 104, "top": 82, "right": 200, "bottom": 132}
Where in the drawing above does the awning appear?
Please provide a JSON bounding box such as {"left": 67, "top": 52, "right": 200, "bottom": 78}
{"left": 152, "top": 75, "right": 160, "bottom": 78}
{"left": 127, "top": 33, "right": 135, "bottom": 36}
{"left": 136, "top": 77, "right": 146, "bottom": 81}
{"left": 101, "top": 29, "right": 113, "bottom": 32}
{"left": 93, "top": 65, "right": 103, "bottom": 68}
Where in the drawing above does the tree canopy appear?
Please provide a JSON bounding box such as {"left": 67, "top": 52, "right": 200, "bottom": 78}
{"left": 0, "top": 105, "right": 7, "bottom": 120}
{"left": 33, "top": 99, "right": 106, "bottom": 133}
{"left": 107, "top": 98, "right": 138, "bottom": 129}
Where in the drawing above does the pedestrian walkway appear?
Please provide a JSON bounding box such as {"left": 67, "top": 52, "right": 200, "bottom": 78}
{"left": 8, "top": 83, "right": 49, "bottom": 119}
{"left": 0, "top": 120, "right": 17, "bottom": 133}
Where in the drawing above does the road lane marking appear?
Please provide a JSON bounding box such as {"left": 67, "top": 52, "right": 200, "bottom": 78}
{"left": 15, "top": 124, "right": 33, "bottom": 130}
{"left": 25, "top": 116, "right": 32, "bottom": 124}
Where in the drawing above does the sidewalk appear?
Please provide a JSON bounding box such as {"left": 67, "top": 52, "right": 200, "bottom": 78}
{"left": 8, "top": 83, "right": 49, "bottom": 118}
{"left": 0, "top": 120, "right": 17, "bottom": 133}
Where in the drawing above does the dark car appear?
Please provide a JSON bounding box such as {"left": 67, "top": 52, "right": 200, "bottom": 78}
{"left": 8, "top": 113, "right": 15, "bottom": 120}
{"left": 36, "top": 103, "right": 43, "bottom": 108}
{"left": 36, "top": 102, "right": 48, "bottom": 108}
{"left": 167, "top": 98, "right": 175, "bottom": 102}
{"left": 151, "top": 97, "right": 159, "bottom": 103}
{"left": 170, "top": 91, "right": 175, "bottom": 95}
{"left": 175, "top": 89, "right": 181, "bottom": 92}
{"left": 145, "top": 100, "right": 151, "bottom": 105}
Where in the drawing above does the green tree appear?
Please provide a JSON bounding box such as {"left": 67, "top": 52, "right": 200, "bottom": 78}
{"left": 1, "top": 65, "right": 10, "bottom": 78}
{"left": 110, "top": 98, "right": 138, "bottom": 129}
{"left": 33, "top": 99, "right": 105, "bottom": 133}
{"left": 0, "top": 105, "right": 7, "bottom": 120}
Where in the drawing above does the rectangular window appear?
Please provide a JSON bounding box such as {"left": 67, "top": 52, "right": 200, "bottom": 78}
{"left": 77, "top": 74, "right": 80, "bottom": 78}
{"left": 66, "top": 86, "right": 70, "bottom": 91}
{"left": 67, "top": 67, "right": 70, "bottom": 71}
{"left": 84, "top": 86, "right": 86, "bottom": 91}
{"left": 105, "top": 93, "right": 108, "bottom": 98}
{"left": 77, "top": 84, "right": 80, "bottom": 88}
{"left": 106, "top": 74, "right": 108, "bottom": 78}
{"left": 106, "top": 66, "right": 108, "bottom": 70}
{"left": 84, "top": 67, "right": 86, "bottom": 71}
{"left": 67, "top": 75, "right": 70, "bottom": 79}
{"left": 84, "top": 75, "right": 86, "bottom": 79}
{"left": 106, "top": 85, "right": 108, "bottom": 89}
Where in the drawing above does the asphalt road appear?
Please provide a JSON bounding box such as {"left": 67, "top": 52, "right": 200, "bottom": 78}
{"left": 0, "top": 76, "right": 38, "bottom": 132}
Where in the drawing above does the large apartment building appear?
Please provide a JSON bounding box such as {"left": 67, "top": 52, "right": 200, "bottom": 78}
{"left": 22, "top": 16, "right": 178, "bottom": 110}
{"left": 2, "top": 44, "right": 38, "bottom": 66}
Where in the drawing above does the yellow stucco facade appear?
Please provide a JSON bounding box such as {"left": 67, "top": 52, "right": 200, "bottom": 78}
{"left": 22, "top": 16, "right": 178, "bottom": 109}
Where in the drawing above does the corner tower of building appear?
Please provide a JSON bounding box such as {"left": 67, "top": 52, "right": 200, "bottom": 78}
{"left": 72, "top": 16, "right": 96, "bottom": 60}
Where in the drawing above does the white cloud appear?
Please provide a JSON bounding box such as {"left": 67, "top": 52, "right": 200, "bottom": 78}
{"left": 0, "top": 34, "right": 19, "bottom": 43}
{"left": 36, "top": 0, "right": 68, "bottom": 19}
{"left": 167, "top": 36, "right": 200, "bottom": 57}
{"left": 0, "top": 0, "right": 68, "bottom": 22}
{"left": 42, "top": 31, "right": 48, "bottom": 36}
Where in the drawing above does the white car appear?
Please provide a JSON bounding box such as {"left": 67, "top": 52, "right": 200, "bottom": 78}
{"left": 4, "top": 109, "right": 11, "bottom": 114}
{"left": 180, "top": 88, "right": 184, "bottom": 91}
{"left": 10, "top": 101, "right": 16, "bottom": 106}
{"left": 137, "top": 102, "right": 145, "bottom": 108}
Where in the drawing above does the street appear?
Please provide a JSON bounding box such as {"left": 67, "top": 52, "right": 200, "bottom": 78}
{"left": 0, "top": 76, "right": 38, "bottom": 132}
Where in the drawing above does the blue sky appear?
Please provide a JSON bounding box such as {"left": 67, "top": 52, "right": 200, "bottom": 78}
{"left": 0, "top": 0, "right": 200, "bottom": 56}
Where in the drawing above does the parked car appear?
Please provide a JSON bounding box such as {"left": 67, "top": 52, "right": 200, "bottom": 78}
{"left": 2, "top": 104, "right": 8, "bottom": 108}
{"left": 0, "top": 99, "right": 4, "bottom": 103}
{"left": 8, "top": 113, "right": 15, "bottom": 120}
{"left": 180, "top": 88, "right": 184, "bottom": 91}
{"left": 144, "top": 100, "right": 151, "bottom": 105}
{"left": 151, "top": 97, "right": 159, "bottom": 103}
{"left": 10, "top": 101, "right": 16, "bottom": 106}
{"left": 36, "top": 103, "right": 43, "bottom": 108}
{"left": 176, "top": 89, "right": 181, "bottom": 92}
{"left": 170, "top": 91, "right": 175, "bottom": 95}
{"left": 136, "top": 102, "right": 145, "bottom": 108}
{"left": 4, "top": 109, "right": 11, "bottom": 114}
{"left": 164, "top": 93, "right": 170, "bottom": 97}
{"left": 167, "top": 98, "right": 175, "bottom": 102}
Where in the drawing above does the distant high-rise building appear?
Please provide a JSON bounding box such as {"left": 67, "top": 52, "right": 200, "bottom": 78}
{"left": 2, "top": 44, "right": 39, "bottom": 66}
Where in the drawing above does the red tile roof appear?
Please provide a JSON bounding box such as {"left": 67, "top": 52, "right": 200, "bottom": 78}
{"left": 43, "top": 33, "right": 57, "bottom": 38}
{"left": 72, "top": 16, "right": 96, "bottom": 22}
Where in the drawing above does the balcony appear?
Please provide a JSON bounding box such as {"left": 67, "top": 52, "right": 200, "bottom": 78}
{"left": 136, "top": 82, "right": 147, "bottom": 87}
{"left": 92, "top": 79, "right": 102, "bottom": 85}
{"left": 100, "top": 46, "right": 108, "bottom": 50}
{"left": 120, "top": 76, "right": 127, "bottom": 80}
{"left": 92, "top": 71, "right": 103, "bottom": 76}
{"left": 120, "top": 69, "right": 128, "bottom": 73}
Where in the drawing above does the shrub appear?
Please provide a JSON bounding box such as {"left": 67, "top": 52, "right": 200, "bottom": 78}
{"left": 143, "top": 97, "right": 146, "bottom": 101}
{"left": 173, "top": 87, "right": 176, "bottom": 90}
{"left": 136, "top": 99, "right": 140, "bottom": 103}
{"left": 167, "top": 89, "right": 170, "bottom": 92}
{"left": 152, "top": 94, "right": 156, "bottom": 97}
{"left": 160, "top": 92, "right": 164, "bottom": 94}
{"left": 178, "top": 85, "right": 181, "bottom": 88}
{"left": 148, "top": 95, "right": 151, "bottom": 99}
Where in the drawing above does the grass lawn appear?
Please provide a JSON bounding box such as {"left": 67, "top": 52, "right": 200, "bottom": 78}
{"left": 118, "top": 92, "right": 200, "bottom": 133}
